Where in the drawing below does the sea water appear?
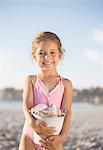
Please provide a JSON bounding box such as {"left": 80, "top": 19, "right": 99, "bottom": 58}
{"left": 0, "top": 100, "right": 102, "bottom": 110}
{"left": 0, "top": 99, "right": 22, "bottom": 110}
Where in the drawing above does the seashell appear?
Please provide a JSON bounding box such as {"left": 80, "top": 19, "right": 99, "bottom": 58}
{"left": 32, "top": 104, "right": 48, "bottom": 112}
{"left": 30, "top": 104, "right": 67, "bottom": 118}
{"left": 47, "top": 112, "right": 56, "bottom": 117}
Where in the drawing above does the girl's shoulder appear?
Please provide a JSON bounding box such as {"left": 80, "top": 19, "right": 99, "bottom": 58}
{"left": 24, "top": 75, "right": 37, "bottom": 85}
{"left": 61, "top": 77, "right": 73, "bottom": 89}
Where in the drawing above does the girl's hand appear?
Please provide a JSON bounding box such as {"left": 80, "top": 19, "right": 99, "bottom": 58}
{"left": 41, "top": 134, "right": 65, "bottom": 150}
{"left": 34, "top": 119, "right": 56, "bottom": 139}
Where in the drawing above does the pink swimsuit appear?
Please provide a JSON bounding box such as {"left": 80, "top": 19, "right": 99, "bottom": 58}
{"left": 23, "top": 76, "right": 64, "bottom": 150}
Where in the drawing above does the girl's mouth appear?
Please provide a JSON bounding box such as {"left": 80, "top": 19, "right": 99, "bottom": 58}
{"left": 42, "top": 62, "right": 54, "bottom": 68}
{"left": 43, "top": 63, "right": 51, "bottom": 65}
{"left": 43, "top": 62, "right": 53, "bottom": 65}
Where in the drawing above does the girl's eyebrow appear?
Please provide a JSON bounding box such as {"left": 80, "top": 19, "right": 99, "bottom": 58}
{"left": 38, "top": 49, "right": 45, "bottom": 52}
{"left": 37, "top": 49, "right": 58, "bottom": 52}
{"left": 50, "top": 49, "right": 58, "bottom": 51}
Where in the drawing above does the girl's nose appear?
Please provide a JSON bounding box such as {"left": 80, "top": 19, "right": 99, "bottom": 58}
{"left": 44, "top": 54, "right": 49, "bottom": 59}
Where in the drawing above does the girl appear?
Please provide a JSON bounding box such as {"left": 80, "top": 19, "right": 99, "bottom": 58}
{"left": 19, "top": 31, "right": 73, "bottom": 150}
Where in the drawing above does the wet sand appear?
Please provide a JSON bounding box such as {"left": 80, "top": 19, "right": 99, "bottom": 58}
{"left": 0, "top": 105, "right": 103, "bottom": 150}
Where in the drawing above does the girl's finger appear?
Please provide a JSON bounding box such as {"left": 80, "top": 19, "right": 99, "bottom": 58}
{"left": 39, "top": 138, "right": 46, "bottom": 144}
{"left": 42, "top": 132, "right": 54, "bottom": 136}
{"left": 40, "top": 134, "right": 47, "bottom": 139}
{"left": 45, "top": 127, "right": 56, "bottom": 133}
{"left": 42, "top": 126, "right": 55, "bottom": 131}
{"left": 41, "top": 120, "right": 48, "bottom": 126}
{"left": 48, "top": 136, "right": 55, "bottom": 141}
{"left": 41, "top": 128, "right": 56, "bottom": 135}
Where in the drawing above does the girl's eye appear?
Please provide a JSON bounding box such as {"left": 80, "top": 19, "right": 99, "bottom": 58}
{"left": 51, "top": 52, "right": 56, "bottom": 55}
{"left": 38, "top": 52, "right": 45, "bottom": 56}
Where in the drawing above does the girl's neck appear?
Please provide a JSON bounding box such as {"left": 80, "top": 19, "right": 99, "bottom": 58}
{"left": 38, "top": 69, "right": 59, "bottom": 78}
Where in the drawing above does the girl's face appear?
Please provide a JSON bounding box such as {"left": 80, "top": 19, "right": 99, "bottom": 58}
{"left": 33, "top": 40, "right": 62, "bottom": 71}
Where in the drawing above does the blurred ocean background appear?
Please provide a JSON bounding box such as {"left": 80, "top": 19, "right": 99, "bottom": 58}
{"left": 0, "top": 99, "right": 103, "bottom": 110}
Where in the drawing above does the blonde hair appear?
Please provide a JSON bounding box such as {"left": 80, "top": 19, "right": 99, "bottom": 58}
{"left": 32, "top": 31, "right": 64, "bottom": 54}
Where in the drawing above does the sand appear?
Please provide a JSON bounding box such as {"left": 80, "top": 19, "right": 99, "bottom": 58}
{"left": 0, "top": 104, "right": 103, "bottom": 150}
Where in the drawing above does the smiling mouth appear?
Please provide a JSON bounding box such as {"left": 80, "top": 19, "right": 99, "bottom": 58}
{"left": 43, "top": 62, "right": 53, "bottom": 65}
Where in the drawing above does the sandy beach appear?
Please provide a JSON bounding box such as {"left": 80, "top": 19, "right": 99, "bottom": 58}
{"left": 0, "top": 104, "right": 103, "bottom": 150}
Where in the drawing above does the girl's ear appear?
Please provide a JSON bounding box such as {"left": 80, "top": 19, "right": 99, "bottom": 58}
{"left": 59, "top": 52, "right": 63, "bottom": 59}
{"left": 32, "top": 51, "right": 36, "bottom": 60}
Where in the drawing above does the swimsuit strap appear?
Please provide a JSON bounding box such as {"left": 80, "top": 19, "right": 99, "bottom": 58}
{"left": 36, "top": 74, "right": 63, "bottom": 90}
{"left": 59, "top": 75, "right": 63, "bottom": 84}
{"left": 36, "top": 74, "right": 39, "bottom": 80}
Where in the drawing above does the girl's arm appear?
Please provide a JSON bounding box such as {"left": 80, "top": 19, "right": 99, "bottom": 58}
{"left": 60, "top": 78, "right": 73, "bottom": 140}
{"left": 23, "top": 76, "right": 36, "bottom": 128}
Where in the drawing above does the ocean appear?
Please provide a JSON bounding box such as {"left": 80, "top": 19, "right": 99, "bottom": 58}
{"left": 0, "top": 100, "right": 102, "bottom": 110}
{"left": 0, "top": 100, "right": 22, "bottom": 110}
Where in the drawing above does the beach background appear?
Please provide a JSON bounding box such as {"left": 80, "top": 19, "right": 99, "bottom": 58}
{"left": 0, "top": 0, "right": 103, "bottom": 149}
{"left": 0, "top": 101, "right": 103, "bottom": 150}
